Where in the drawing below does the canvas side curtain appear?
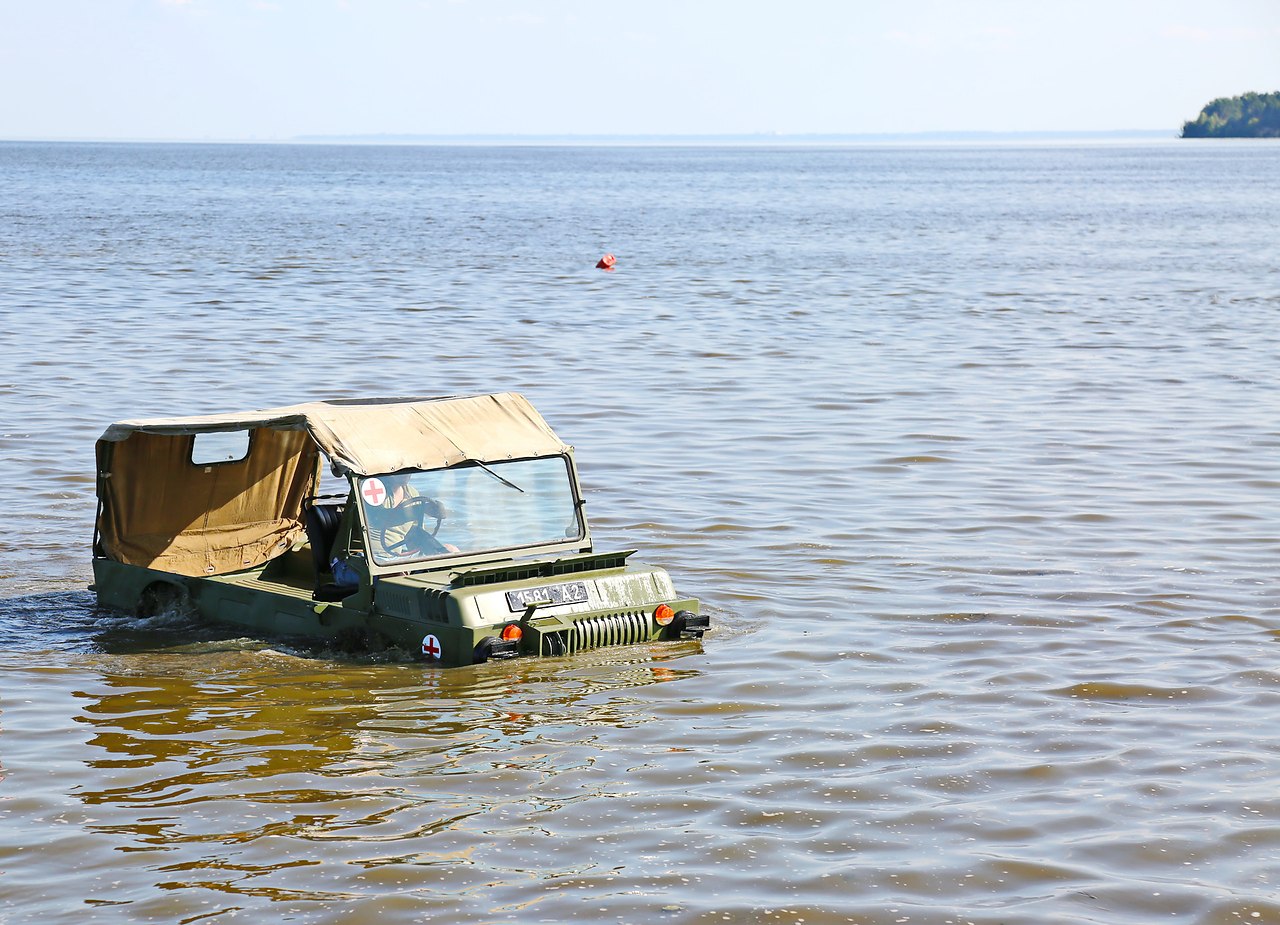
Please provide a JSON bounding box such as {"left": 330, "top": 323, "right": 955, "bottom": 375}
{"left": 97, "top": 428, "right": 320, "bottom": 577}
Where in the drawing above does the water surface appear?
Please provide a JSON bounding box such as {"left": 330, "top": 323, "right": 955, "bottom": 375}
{"left": 1, "top": 140, "right": 1278, "bottom": 923}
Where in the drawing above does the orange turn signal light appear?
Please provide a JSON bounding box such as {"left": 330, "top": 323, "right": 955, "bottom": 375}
{"left": 654, "top": 604, "right": 675, "bottom": 626}
{"left": 500, "top": 623, "right": 524, "bottom": 642}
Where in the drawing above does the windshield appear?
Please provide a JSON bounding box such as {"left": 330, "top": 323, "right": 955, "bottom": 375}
{"left": 357, "top": 456, "right": 583, "bottom": 566}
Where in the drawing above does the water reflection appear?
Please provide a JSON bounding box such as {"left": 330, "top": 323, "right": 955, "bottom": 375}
{"left": 70, "top": 643, "right": 705, "bottom": 846}
{"left": 41, "top": 641, "right": 712, "bottom": 917}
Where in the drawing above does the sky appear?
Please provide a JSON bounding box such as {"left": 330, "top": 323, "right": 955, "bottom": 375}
{"left": 2, "top": 0, "right": 1278, "bottom": 141}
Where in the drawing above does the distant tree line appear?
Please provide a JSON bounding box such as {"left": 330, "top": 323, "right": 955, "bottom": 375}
{"left": 1181, "top": 91, "right": 1280, "bottom": 138}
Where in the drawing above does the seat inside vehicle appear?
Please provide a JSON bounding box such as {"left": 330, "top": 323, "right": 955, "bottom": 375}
{"left": 304, "top": 504, "right": 343, "bottom": 571}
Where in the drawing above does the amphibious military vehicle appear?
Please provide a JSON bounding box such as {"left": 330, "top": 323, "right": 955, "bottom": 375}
{"left": 91, "top": 393, "right": 706, "bottom": 667}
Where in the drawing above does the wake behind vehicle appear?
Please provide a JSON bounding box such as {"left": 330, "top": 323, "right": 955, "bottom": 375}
{"left": 91, "top": 393, "right": 706, "bottom": 667}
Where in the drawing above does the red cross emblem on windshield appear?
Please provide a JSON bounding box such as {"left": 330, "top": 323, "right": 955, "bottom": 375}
{"left": 361, "top": 478, "right": 387, "bottom": 506}
{"left": 421, "top": 634, "right": 441, "bottom": 660}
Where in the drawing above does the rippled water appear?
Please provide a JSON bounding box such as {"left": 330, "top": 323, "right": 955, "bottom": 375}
{"left": 2, "top": 140, "right": 1279, "bottom": 923}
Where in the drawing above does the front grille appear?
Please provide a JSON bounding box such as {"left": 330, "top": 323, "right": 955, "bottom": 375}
{"left": 546, "top": 610, "right": 649, "bottom": 655}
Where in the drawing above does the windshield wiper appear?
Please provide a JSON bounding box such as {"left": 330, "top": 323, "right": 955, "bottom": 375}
{"left": 473, "top": 459, "right": 524, "bottom": 493}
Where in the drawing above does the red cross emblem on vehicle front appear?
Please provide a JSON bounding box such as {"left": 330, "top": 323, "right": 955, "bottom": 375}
{"left": 421, "top": 634, "right": 441, "bottom": 660}
{"left": 361, "top": 478, "right": 387, "bottom": 506}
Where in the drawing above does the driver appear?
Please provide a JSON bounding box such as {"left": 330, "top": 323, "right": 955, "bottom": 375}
{"left": 367, "top": 473, "right": 456, "bottom": 561}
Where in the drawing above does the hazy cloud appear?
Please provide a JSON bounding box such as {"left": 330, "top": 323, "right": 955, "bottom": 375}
{"left": 1160, "top": 24, "right": 1271, "bottom": 42}
{"left": 885, "top": 30, "right": 939, "bottom": 50}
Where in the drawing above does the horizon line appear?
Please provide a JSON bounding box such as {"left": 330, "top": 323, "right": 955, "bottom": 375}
{"left": 1, "top": 128, "right": 1179, "bottom": 146}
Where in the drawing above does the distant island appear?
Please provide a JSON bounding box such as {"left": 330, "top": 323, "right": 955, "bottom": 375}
{"left": 1181, "top": 91, "right": 1280, "bottom": 138}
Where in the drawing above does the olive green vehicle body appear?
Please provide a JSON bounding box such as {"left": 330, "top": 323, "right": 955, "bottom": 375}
{"left": 91, "top": 394, "right": 705, "bottom": 668}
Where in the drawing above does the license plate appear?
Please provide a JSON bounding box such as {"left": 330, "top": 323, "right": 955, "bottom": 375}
{"left": 506, "top": 581, "right": 589, "bottom": 612}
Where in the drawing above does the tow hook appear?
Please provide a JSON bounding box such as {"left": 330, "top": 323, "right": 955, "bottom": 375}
{"left": 672, "top": 610, "right": 709, "bottom": 639}
{"left": 473, "top": 636, "right": 520, "bottom": 663}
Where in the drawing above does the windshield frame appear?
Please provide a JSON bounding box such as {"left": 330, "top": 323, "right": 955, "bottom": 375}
{"left": 351, "top": 453, "right": 592, "bottom": 574}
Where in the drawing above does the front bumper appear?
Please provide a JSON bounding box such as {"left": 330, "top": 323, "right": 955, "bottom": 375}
{"left": 469, "top": 605, "right": 706, "bottom": 664}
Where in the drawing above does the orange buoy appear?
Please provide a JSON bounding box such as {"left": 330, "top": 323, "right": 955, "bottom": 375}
{"left": 595, "top": 253, "right": 616, "bottom": 271}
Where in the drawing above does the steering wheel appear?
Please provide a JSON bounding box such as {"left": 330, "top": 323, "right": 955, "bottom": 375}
{"left": 382, "top": 496, "right": 447, "bottom": 557}
{"left": 396, "top": 496, "right": 444, "bottom": 536}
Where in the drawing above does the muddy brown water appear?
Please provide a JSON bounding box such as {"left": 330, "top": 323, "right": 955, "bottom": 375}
{"left": 1, "top": 140, "right": 1278, "bottom": 923}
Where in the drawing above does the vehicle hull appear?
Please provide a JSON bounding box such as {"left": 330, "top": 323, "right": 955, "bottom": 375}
{"left": 92, "top": 554, "right": 702, "bottom": 668}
